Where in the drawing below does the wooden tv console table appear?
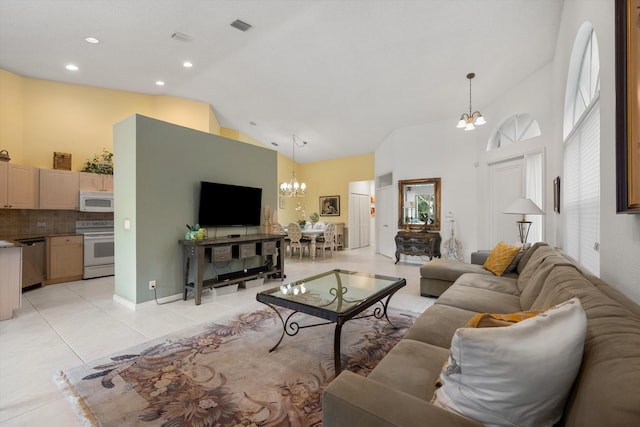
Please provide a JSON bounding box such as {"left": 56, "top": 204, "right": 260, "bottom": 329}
{"left": 179, "top": 234, "right": 285, "bottom": 305}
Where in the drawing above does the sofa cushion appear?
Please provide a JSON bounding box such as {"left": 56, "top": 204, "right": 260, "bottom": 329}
{"left": 516, "top": 241, "right": 548, "bottom": 274}
{"left": 482, "top": 241, "right": 522, "bottom": 276}
{"left": 433, "top": 297, "right": 587, "bottom": 427}
{"left": 449, "top": 272, "right": 520, "bottom": 296}
{"left": 405, "top": 304, "right": 479, "bottom": 348}
{"left": 519, "top": 256, "right": 575, "bottom": 310}
{"left": 436, "top": 277, "right": 522, "bottom": 314}
{"left": 420, "top": 259, "right": 491, "bottom": 282}
{"left": 516, "top": 244, "right": 561, "bottom": 292}
{"left": 368, "top": 339, "right": 450, "bottom": 401}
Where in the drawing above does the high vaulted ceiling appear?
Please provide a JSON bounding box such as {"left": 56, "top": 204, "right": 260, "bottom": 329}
{"left": 0, "top": 0, "right": 564, "bottom": 163}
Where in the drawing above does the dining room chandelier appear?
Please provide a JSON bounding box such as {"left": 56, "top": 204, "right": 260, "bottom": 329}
{"left": 279, "top": 135, "right": 307, "bottom": 197}
{"left": 456, "top": 72, "right": 486, "bottom": 131}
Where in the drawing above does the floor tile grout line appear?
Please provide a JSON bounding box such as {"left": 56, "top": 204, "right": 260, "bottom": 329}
{"left": 23, "top": 291, "right": 87, "bottom": 364}
{"left": 60, "top": 281, "right": 203, "bottom": 341}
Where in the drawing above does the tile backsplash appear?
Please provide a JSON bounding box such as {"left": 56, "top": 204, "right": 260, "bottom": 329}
{"left": 0, "top": 209, "right": 114, "bottom": 239}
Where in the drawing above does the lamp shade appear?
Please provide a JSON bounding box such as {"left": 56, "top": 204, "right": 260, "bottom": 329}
{"left": 503, "top": 198, "right": 544, "bottom": 215}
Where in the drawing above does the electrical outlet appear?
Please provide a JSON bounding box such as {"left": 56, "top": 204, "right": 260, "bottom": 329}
{"left": 149, "top": 280, "right": 156, "bottom": 290}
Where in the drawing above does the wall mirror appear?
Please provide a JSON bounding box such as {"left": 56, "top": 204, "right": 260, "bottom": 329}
{"left": 398, "top": 177, "right": 441, "bottom": 231}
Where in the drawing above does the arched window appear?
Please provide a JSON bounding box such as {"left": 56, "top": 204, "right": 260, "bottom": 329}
{"left": 487, "top": 113, "right": 541, "bottom": 151}
{"left": 563, "top": 23, "right": 600, "bottom": 275}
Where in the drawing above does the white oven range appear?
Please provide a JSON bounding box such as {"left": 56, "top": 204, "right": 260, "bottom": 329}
{"left": 75, "top": 220, "right": 114, "bottom": 279}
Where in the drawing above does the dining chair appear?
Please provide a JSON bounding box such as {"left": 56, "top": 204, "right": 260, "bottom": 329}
{"left": 319, "top": 223, "right": 336, "bottom": 257}
{"left": 287, "top": 222, "right": 308, "bottom": 259}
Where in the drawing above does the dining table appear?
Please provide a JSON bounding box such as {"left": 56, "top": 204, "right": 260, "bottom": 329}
{"left": 301, "top": 229, "right": 325, "bottom": 259}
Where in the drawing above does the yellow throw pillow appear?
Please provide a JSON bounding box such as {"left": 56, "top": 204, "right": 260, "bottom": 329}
{"left": 483, "top": 241, "right": 522, "bottom": 276}
{"left": 465, "top": 309, "right": 542, "bottom": 328}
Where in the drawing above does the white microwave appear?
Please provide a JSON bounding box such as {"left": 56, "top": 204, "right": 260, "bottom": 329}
{"left": 79, "top": 191, "right": 114, "bottom": 212}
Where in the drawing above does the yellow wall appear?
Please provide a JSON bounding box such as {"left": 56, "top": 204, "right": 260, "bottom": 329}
{"left": 0, "top": 69, "right": 24, "bottom": 162}
{"left": 1, "top": 68, "right": 376, "bottom": 226}
{"left": 0, "top": 69, "right": 222, "bottom": 169}
{"left": 152, "top": 95, "right": 213, "bottom": 134}
{"left": 277, "top": 152, "right": 375, "bottom": 225}
{"left": 220, "top": 128, "right": 268, "bottom": 148}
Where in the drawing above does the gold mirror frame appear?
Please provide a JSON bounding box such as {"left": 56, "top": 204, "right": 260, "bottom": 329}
{"left": 398, "top": 178, "right": 441, "bottom": 231}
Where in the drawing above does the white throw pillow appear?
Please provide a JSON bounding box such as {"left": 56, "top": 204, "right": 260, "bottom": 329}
{"left": 433, "top": 297, "right": 587, "bottom": 427}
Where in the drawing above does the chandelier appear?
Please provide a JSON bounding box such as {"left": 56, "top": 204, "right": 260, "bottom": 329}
{"left": 456, "top": 72, "right": 486, "bottom": 131}
{"left": 279, "top": 135, "right": 307, "bottom": 197}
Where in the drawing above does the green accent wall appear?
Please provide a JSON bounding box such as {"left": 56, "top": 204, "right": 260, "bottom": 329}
{"left": 114, "top": 115, "right": 277, "bottom": 304}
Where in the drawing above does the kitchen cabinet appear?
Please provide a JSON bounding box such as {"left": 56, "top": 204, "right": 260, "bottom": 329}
{"left": 46, "top": 235, "right": 83, "bottom": 284}
{"left": 0, "top": 244, "right": 22, "bottom": 320}
{"left": 79, "top": 172, "right": 113, "bottom": 191}
{"left": 39, "top": 169, "right": 79, "bottom": 210}
{"left": 0, "top": 162, "right": 39, "bottom": 209}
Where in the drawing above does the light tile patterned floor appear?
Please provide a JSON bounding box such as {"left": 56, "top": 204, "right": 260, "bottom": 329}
{"left": 0, "top": 246, "right": 434, "bottom": 426}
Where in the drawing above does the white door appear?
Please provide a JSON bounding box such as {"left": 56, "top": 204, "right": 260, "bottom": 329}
{"left": 376, "top": 186, "right": 395, "bottom": 258}
{"left": 348, "top": 193, "right": 370, "bottom": 249}
{"left": 489, "top": 157, "right": 524, "bottom": 247}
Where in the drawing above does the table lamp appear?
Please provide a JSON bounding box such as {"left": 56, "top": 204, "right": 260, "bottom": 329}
{"left": 503, "top": 198, "right": 545, "bottom": 244}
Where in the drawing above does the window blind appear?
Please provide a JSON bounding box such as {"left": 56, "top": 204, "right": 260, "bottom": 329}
{"left": 563, "top": 100, "right": 600, "bottom": 275}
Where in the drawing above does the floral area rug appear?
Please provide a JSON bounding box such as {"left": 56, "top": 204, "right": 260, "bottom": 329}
{"left": 56, "top": 308, "right": 414, "bottom": 427}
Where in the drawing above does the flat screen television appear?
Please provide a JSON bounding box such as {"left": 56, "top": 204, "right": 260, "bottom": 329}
{"left": 198, "top": 181, "right": 262, "bottom": 227}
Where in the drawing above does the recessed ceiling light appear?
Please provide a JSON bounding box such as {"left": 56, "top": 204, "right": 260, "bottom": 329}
{"left": 85, "top": 37, "right": 100, "bottom": 44}
{"left": 65, "top": 64, "right": 79, "bottom": 71}
{"left": 183, "top": 61, "right": 193, "bottom": 68}
{"left": 155, "top": 81, "right": 165, "bottom": 86}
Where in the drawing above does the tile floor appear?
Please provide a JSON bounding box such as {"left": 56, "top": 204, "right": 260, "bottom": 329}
{"left": 0, "top": 246, "right": 434, "bottom": 426}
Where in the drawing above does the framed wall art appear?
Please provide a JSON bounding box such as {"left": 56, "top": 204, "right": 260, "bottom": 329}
{"left": 319, "top": 195, "right": 340, "bottom": 216}
{"left": 615, "top": 0, "right": 640, "bottom": 213}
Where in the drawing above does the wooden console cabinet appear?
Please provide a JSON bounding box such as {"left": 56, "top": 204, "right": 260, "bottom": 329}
{"left": 180, "top": 234, "right": 285, "bottom": 305}
{"left": 394, "top": 231, "right": 442, "bottom": 264}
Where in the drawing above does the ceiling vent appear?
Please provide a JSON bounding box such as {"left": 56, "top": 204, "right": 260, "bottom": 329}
{"left": 231, "top": 19, "right": 252, "bottom": 32}
{"left": 171, "top": 32, "right": 191, "bottom": 42}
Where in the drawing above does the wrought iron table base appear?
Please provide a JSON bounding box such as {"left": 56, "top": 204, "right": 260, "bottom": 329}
{"left": 260, "top": 293, "right": 400, "bottom": 375}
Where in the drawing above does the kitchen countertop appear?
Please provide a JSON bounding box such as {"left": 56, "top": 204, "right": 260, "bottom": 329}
{"left": 0, "top": 240, "right": 23, "bottom": 248}
{"left": 0, "top": 233, "right": 80, "bottom": 247}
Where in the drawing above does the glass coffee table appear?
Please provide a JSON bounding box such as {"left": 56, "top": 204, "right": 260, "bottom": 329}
{"left": 256, "top": 269, "right": 406, "bottom": 375}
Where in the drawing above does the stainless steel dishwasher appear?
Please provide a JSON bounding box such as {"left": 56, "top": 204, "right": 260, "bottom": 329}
{"left": 16, "top": 237, "right": 46, "bottom": 288}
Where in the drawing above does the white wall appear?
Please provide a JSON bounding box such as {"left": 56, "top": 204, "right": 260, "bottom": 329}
{"left": 376, "top": 0, "right": 640, "bottom": 303}
{"left": 551, "top": 0, "right": 640, "bottom": 302}
{"left": 377, "top": 120, "right": 480, "bottom": 261}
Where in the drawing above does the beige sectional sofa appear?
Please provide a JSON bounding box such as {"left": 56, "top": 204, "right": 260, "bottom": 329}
{"left": 323, "top": 243, "right": 640, "bottom": 426}
{"left": 419, "top": 249, "right": 521, "bottom": 297}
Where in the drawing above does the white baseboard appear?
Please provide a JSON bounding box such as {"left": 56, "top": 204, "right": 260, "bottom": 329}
{"left": 112, "top": 293, "right": 136, "bottom": 310}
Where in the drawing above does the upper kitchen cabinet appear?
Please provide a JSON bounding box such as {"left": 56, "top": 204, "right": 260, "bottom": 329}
{"left": 79, "top": 172, "right": 113, "bottom": 192}
{"left": 39, "top": 169, "right": 79, "bottom": 210}
{"left": 0, "top": 162, "right": 39, "bottom": 209}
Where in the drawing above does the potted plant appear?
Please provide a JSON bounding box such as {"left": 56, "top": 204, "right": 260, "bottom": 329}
{"left": 81, "top": 149, "right": 113, "bottom": 174}
{"left": 296, "top": 203, "right": 307, "bottom": 227}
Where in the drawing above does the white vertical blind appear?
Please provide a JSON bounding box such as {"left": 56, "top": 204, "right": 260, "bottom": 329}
{"left": 563, "top": 100, "right": 600, "bottom": 275}
{"left": 563, "top": 26, "right": 600, "bottom": 276}
{"left": 526, "top": 152, "right": 544, "bottom": 243}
